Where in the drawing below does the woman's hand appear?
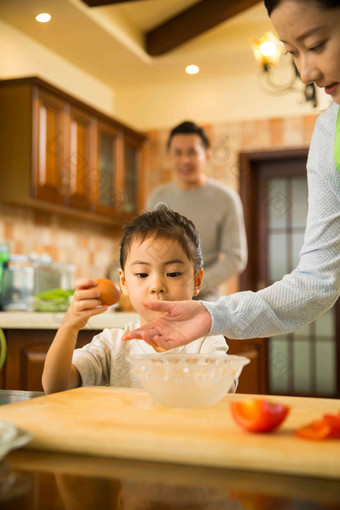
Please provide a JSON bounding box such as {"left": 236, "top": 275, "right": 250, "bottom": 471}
{"left": 122, "top": 300, "right": 212, "bottom": 350}
{"left": 62, "top": 278, "right": 108, "bottom": 331}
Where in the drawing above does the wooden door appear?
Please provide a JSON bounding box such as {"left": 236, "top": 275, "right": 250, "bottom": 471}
{"left": 33, "top": 88, "right": 66, "bottom": 204}
{"left": 239, "top": 149, "right": 339, "bottom": 398}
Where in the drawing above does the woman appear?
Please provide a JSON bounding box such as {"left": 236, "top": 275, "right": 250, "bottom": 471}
{"left": 123, "top": 0, "right": 340, "bottom": 350}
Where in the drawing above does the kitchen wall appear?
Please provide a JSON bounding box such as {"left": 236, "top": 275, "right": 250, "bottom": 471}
{"left": 0, "top": 112, "right": 317, "bottom": 289}
{"left": 0, "top": 203, "right": 122, "bottom": 281}
{"left": 115, "top": 71, "right": 329, "bottom": 131}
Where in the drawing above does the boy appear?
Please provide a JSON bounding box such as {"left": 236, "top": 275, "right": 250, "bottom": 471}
{"left": 42, "top": 204, "right": 233, "bottom": 394}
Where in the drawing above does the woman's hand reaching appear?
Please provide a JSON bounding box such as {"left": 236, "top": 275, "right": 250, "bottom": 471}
{"left": 122, "top": 300, "right": 212, "bottom": 350}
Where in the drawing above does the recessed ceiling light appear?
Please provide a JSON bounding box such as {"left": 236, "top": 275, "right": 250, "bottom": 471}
{"left": 35, "top": 13, "right": 52, "bottom": 23}
{"left": 185, "top": 65, "right": 199, "bottom": 75}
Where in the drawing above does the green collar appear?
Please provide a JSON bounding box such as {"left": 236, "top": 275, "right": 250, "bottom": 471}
{"left": 335, "top": 106, "right": 340, "bottom": 173}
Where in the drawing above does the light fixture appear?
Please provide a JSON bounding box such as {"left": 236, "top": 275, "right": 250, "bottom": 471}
{"left": 185, "top": 65, "right": 199, "bottom": 75}
{"left": 35, "top": 13, "right": 52, "bottom": 23}
{"left": 251, "top": 31, "right": 317, "bottom": 107}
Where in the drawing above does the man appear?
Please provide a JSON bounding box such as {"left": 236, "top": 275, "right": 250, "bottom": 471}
{"left": 147, "top": 121, "right": 247, "bottom": 300}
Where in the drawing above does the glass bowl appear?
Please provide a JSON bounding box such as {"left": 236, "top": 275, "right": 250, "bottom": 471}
{"left": 128, "top": 353, "right": 250, "bottom": 408}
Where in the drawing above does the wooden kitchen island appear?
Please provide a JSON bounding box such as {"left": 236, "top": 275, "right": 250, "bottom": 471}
{"left": 0, "top": 389, "right": 340, "bottom": 510}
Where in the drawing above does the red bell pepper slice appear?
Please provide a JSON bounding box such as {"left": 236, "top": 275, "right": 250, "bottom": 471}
{"left": 296, "top": 413, "right": 340, "bottom": 440}
{"left": 230, "top": 399, "right": 290, "bottom": 433}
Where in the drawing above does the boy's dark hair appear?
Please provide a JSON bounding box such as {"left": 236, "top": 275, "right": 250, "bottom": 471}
{"left": 167, "top": 121, "right": 210, "bottom": 150}
{"left": 120, "top": 203, "right": 203, "bottom": 272}
{"left": 264, "top": 0, "right": 340, "bottom": 16}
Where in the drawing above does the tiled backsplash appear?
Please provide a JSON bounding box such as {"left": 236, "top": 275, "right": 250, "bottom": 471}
{"left": 0, "top": 112, "right": 318, "bottom": 286}
{"left": 0, "top": 203, "right": 122, "bottom": 281}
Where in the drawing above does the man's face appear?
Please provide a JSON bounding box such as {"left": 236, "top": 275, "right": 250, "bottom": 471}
{"left": 168, "top": 134, "right": 210, "bottom": 189}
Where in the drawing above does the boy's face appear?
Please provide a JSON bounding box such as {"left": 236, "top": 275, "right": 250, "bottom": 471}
{"left": 119, "top": 236, "right": 203, "bottom": 326}
{"left": 168, "top": 134, "right": 210, "bottom": 190}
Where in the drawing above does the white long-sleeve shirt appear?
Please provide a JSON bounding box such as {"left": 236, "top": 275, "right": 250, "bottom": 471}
{"left": 147, "top": 178, "right": 248, "bottom": 300}
{"left": 204, "top": 101, "right": 340, "bottom": 339}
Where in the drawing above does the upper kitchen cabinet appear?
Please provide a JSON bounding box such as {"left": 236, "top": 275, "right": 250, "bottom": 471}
{"left": 0, "top": 77, "right": 147, "bottom": 225}
{"left": 123, "top": 134, "right": 142, "bottom": 216}
{"left": 33, "top": 88, "right": 66, "bottom": 205}
{"left": 95, "top": 120, "right": 122, "bottom": 217}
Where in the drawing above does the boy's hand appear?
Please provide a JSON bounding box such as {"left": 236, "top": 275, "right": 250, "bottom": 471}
{"left": 62, "top": 278, "right": 108, "bottom": 331}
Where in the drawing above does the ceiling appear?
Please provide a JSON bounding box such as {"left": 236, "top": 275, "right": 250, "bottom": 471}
{"left": 0, "top": 0, "right": 274, "bottom": 89}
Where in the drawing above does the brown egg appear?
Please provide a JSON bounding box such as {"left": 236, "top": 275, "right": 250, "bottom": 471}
{"left": 94, "top": 278, "right": 121, "bottom": 306}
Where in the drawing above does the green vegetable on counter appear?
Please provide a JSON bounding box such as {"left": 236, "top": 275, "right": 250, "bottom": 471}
{"left": 35, "top": 288, "right": 74, "bottom": 300}
{"left": 33, "top": 288, "right": 74, "bottom": 312}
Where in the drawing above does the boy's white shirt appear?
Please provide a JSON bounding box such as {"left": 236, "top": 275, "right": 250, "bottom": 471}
{"left": 72, "top": 320, "right": 228, "bottom": 388}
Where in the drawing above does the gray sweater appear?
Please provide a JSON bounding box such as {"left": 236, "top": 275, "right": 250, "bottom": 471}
{"left": 147, "top": 178, "right": 248, "bottom": 300}
{"left": 204, "top": 101, "right": 340, "bottom": 338}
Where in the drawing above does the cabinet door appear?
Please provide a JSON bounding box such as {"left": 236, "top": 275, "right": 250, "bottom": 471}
{"left": 3, "top": 329, "right": 100, "bottom": 391}
{"left": 33, "top": 88, "right": 66, "bottom": 204}
{"left": 227, "top": 337, "right": 268, "bottom": 394}
{"left": 95, "top": 121, "right": 123, "bottom": 216}
{"left": 66, "top": 105, "right": 96, "bottom": 210}
{"left": 123, "top": 135, "right": 142, "bottom": 215}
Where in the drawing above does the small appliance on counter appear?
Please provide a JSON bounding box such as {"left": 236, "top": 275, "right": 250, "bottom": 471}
{"left": 1, "top": 255, "right": 75, "bottom": 312}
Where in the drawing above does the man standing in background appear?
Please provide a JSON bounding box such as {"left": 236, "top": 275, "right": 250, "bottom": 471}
{"left": 147, "top": 121, "right": 247, "bottom": 300}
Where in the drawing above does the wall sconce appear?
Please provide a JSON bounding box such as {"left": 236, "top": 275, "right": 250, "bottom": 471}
{"left": 251, "top": 32, "right": 317, "bottom": 108}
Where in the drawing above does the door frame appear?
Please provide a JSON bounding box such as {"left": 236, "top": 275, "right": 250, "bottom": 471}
{"left": 239, "top": 148, "right": 309, "bottom": 291}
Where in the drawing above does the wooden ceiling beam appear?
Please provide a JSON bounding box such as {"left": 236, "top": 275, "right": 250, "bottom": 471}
{"left": 146, "top": 0, "right": 261, "bottom": 56}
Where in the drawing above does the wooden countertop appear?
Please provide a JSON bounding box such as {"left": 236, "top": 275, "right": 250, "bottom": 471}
{"left": 1, "top": 390, "right": 340, "bottom": 508}
{"left": 1, "top": 387, "right": 340, "bottom": 479}
{"left": 0, "top": 311, "right": 138, "bottom": 330}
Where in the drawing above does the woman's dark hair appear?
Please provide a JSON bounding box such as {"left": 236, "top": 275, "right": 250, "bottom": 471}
{"left": 167, "top": 121, "right": 210, "bottom": 150}
{"left": 119, "top": 203, "right": 203, "bottom": 272}
{"left": 265, "top": 0, "right": 340, "bottom": 16}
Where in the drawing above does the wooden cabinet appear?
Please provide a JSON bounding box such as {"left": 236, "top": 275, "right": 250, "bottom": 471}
{"left": 123, "top": 134, "right": 142, "bottom": 215}
{"left": 66, "top": 104, "right": 96, "bottom": 210}
{"left": 95, "top": 120, "right": 122, "bottom": 217}
{"left": 1, "top": 329, "right": 101, "bottom": 392}
{"left": 227, "top": 337, "right": 268, "bottom": 394}
{"left": 33, "top": 88, "right": 66, "bottom": 204}
{"left": 0, "top": 77, "right": 147, "bottom": 225}
{"left": 0, "top": 328, "right": 266, "bottom": 394}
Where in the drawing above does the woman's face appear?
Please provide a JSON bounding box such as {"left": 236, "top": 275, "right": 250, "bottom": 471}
{"left": 271, "top": 0, "right": 340, "bottom": 104}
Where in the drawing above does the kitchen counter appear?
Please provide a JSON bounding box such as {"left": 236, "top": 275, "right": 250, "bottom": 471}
{"left": 0, "top": 389, "right": 340, "bottom": 510}
{"left": 0, "top": 311, "right": 138, "bottom": 330}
